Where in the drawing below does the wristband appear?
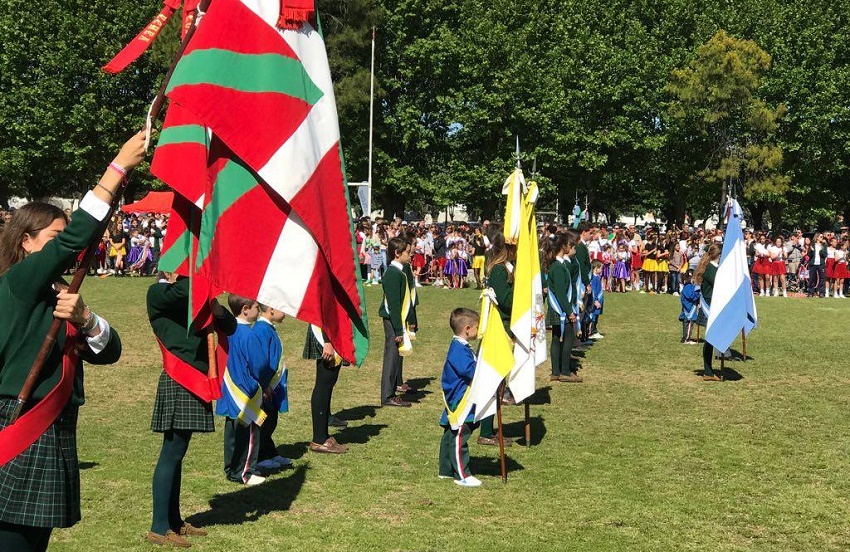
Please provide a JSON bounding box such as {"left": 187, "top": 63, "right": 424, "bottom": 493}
{"left": 81, "top": 310, "right": 99, "bottom": 334}
{"left": 108, "top": 162, "right": 129, "bottom": 186}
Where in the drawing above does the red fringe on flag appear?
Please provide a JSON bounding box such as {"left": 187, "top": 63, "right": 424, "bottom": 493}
{"left": 102, "top": 0, "right": 182, "bottom": 73}
{"left": 277, "top": 0, "right": 315, "bottom": 29}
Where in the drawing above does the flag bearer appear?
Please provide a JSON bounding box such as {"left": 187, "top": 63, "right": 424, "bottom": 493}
{"left": 147, "top": 274, "right": 237, "bottom": 546}
{"left": 694, "top": 243, "right": 722, "bottom": 381}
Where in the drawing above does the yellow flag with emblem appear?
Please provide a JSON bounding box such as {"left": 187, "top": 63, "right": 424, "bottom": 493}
{"left": 470, "top": 289, "right": 515, "bottom": 422}
{"left": 508, "top": 180, "right": 547, "bottom": 403}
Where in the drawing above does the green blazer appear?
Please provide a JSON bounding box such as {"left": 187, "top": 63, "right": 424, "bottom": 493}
{"left": 146, "top": 278, "right": 237, "bottom": 373}
{"left": 488, "top": 263, "right": 514, "bottom": 330}
{"left": 574, "top": 242, "right": 592, "bottom": 287}
{"left": 700, "top": 263, "right": 718, "bottom": 306}
{"left": 378, "top": 263, "right": 407, "bottom": 336}
{"left": 0, "top": 204, "right": 121, "bottom": 406}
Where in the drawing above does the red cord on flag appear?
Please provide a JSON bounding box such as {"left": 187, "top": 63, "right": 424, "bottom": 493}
{"left": 277, "top": 0, "right": 315, "bottom": 29}
{"left": 102, "top": 0, "right": 182, "bottom": 74}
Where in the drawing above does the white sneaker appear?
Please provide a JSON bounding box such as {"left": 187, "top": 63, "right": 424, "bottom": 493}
{"left": 672, "top": 292, "right": 680, "bottom": 297}
{"left": 825, "top": 290, "right": 830, "bottom": 297}
{"left": 590, "top": 333, "right": 604, "bottom": 339}
{"left": 783, "top": 290, "right": 787, "bottom": 298}
{"left": 773, "top": 289, "right": 779, "bottom": 297}
{"left": 272, "top": 456, "right": 293, "bottom": 469}
{"left": 246, "top": 474, "right": 266, "bottom": 486}
{"left": 759, "top": 290, "right": 765, "bottom": 296}
{"left": 454, "top": 476, "right": 482, "bottom": 487}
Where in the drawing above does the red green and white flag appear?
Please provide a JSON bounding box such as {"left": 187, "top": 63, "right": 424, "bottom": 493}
{"left": 154, "top": 0, "right": 368, "bottom": 364}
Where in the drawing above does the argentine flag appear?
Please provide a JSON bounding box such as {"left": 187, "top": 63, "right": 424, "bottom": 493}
{"left": 705, "top": 199, "right": 758, "bottom": 352}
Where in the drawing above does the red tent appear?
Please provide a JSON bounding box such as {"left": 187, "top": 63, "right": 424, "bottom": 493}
{"left": 121, "top": 191, "right": 173, "bottom": 214}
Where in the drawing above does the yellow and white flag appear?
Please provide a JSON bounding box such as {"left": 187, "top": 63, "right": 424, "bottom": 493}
{"left": 471, "top": 289, "right": 515, "bottom": 422}
{"left": 508, "top": 180, "right": 546, "bottom": 403}
{"left": 502, "top": 168, "right": 524, "bottom": 244}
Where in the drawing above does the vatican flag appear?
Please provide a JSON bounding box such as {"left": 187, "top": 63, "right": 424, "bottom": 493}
{"left": 471, "top": 289, "right": 515, "bottom": 422}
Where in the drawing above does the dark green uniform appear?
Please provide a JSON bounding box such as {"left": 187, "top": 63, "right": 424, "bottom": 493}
{"left": 547, "top": 258, "right": 577, "bottom": 377}
{"left": 488, "top": 264, "right": 514, "bottom": 333}
{"left": 700, "top": 263, "right": 718, "bottom": 377}
{"left": 379, "top": 263, "right": 407, "bottom": 403}
{"left": 147, "top": 278, "right": 237, "bottom": 433}
{"left": 0, "top": 200, "right": 121, "bottom": 530}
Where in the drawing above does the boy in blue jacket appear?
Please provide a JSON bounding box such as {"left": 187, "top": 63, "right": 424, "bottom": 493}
{"left": 438, "top": 308, "right": 482, "bottom": 488}
{"left": 216, "top": 295, "right": 270, "bottom": 485}
{"left": 588, "top": 261, "right": 605, "bottom": 339}
{"left": 679, "top": 273, "right": 700, "bottom": 344}
{"left": 253, "top": 303, "right": 292, "bottom": 472}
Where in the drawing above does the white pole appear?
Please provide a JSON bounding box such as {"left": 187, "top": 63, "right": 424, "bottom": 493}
{"left": 367, "top": 27, "right": 376, "bottom": 217}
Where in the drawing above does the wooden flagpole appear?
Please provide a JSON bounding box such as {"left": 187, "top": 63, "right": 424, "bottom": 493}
{"left": 496, "top": 380, "right": 507, "bottom": 483}
{"left": 524, "top": 402, "right": 531, "bottom": 448}
{"left": 741, "top": 329, "right": 747, "bottom": 361}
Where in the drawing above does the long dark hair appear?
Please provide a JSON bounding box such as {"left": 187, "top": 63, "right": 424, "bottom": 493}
{"left": 0, "top": 202, "right": 67, "bottom": 276}
{"left": 694, "top": 243, "right": 721, "bottom": 285}
{"left": 487, "top": 233, "right": 515, "bottom": 282}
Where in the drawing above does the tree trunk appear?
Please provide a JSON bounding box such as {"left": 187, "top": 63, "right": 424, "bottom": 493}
{"left": 767, "top": 203, "right": 784, "bottom": 232}
{"left": 749, "top": 202, "right": 766, "bottom": 231}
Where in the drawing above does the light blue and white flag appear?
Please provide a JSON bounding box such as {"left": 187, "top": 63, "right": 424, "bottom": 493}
{"left": 705, "top": 199, "right": 757, "bottom": 352}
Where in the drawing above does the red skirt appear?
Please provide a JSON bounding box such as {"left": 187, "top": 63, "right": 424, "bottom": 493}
{"left": 412, "top": 253, "right": 426, "bottom": 270}
{"left": 771, "top": 260, "right": 787, "bottom": 276}
{"left": 834, "top": 261, "right": 849, "bottom": 279}
{"left": 630, "top": 252, "right": 642, "bottom": 270}
{"left": 825, "top": 258, "right": 836, "bottom": 278}
{"left": 752, "top": 257, "right": 770, "bottom": 275}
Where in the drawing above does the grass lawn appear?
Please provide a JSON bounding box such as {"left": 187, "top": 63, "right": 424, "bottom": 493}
{"left": 48, "top": 278, "right": 850, "bottom": 551}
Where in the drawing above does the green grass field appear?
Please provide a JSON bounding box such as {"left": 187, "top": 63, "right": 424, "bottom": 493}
{"left": 48, "top": 278, "right": 850, "bottom": 551}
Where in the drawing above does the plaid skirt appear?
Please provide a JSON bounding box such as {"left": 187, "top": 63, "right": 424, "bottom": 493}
{"left": 151, "top": 371, "right": 214, "bottom": 433}
{"left": 0, "top": 399, "right": 81, "bottom": 528}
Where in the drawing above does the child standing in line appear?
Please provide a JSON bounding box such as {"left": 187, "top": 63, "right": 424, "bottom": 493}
{"left": 379, "top": 237, "right": 413, "bottom": 407}
{"left": 253, "top": 303, "right": 293, "bottom": 472}
{"left": 588, "top": 261, "right": 605, "bottom": 339}
{"left": 438, "top": 308, "right": 482, "bottom": 487}
{"left": 678, "top": 272, "right": 700, "bottom": 344}
{"left": 216, "top": 295, "right": 269, "bottom": 485}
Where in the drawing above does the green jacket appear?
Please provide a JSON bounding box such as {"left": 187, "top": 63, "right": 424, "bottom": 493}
{"left": 700, "top": 263, "right": 718, "bottom": 306}
{"left": 488, "top": 263, "right": 513, "bottom": 330}
{"left": 378, "top": 263, "right": 408, "bottom": 336}
{"left": 0, "top": 204, "right": 121, "bottom": 405}
{"left": 147, "top": 278, "right": 237, "bottom": 372}
{"left": 547, "top": 260, "right": 571, "bottom": 314}
{"left": 574, "top": 241, "right": 592, "bottom": 287}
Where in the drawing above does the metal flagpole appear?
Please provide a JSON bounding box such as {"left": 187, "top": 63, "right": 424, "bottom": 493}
{"left": 367, "top": 27, "right": 376, "bottom": 217}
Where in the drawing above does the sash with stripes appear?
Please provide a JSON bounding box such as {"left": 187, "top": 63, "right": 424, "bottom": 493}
{"left": 222, "top": 369, "right": 266, "bottom": 427}
{"left": 384, "top": 272, "right": 413, "bottom": 356}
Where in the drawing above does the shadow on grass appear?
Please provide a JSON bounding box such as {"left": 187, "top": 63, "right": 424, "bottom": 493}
{"left": 333, "top": 423, "right": 388, "bottom": 445}
{"left": 502, "top": 416, "right": 547, "bottom": 446}
{"left": 186, "top": 464, "right": 307, "bottom": 527}
{"left": 274, "top": 441, "right": 311, "bottom": 461}
{"left": 79, "top": 461, "right": 99, "bottom": 470}
{"left": 468, "top": 454, "right": 525, "bottom": 476}
{"left": 403, "top": 376, "right": 436, "bottom": 403}
{"left": 523, "top": 386, "right": 552, "bottom": 405}
{"left": 406, "top": 376, "right": 435, "bottom": 391}
{"left": 691, "top": 367, "right": 745, "bottom": 381}
{"left": 333, "top": 405, "right": 378, "bottom": 422}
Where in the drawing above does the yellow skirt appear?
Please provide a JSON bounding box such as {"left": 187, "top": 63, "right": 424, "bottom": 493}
{"left": 472, "top": 256, "right": 485, "bottom": 270}
{"left": 642, "top": 259, "right": 658, "bottom": 272}
{"left": 656, "top": 261, "right": 669, "bottom": 272}
{"left": 109, "top": 245, "right": 126, "bottom": 256}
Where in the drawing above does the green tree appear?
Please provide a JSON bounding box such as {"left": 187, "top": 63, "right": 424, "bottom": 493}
{"left": 667, "top": 30, "right": 790, "bottom": 228}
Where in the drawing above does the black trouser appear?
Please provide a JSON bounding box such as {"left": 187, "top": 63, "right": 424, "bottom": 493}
{"left": 311, "top": 359, "right": 341, "bottom": 444}
{"left": 258, "top": 402, "right": 278, "bottom": 462}
{"left": 151, "top": 429, "right": 192, "bottom": 535}
{"left": 438, "top": 423, "right": 474, "bottom": 480}
{"left": 380, "top": 319, "right": 403, "bottom": 403}
{"left": 702, "top": 341, "right": 714, "bottom": 376}
{"left": 0, "top": 523, "right": 51, "bottom": 552}
{"left": 550, "top": 321, "right": 575, "bottom": 376}
{"left": 223, "top": 419, "right": 260, "bottom": 483}
{"left": 808, "top": 265, "right": 825, "bottom": 296}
